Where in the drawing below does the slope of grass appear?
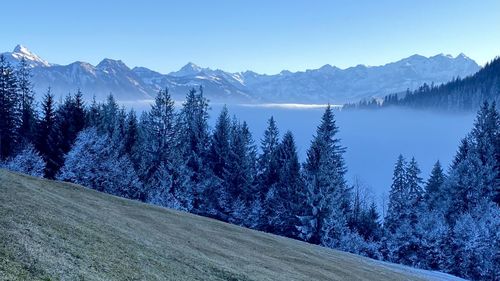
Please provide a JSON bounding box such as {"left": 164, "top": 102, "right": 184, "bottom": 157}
{"left": 0, "top": 169, "right": 464, "bottom": 281}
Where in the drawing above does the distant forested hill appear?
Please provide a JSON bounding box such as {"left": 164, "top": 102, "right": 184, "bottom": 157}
{"left": 381, "top": 57, "right": 500, "bottom": 111}
{"left": 346, "top": 57, "right": 500, "bottom": 111}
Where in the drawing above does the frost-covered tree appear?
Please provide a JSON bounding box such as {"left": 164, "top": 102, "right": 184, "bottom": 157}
{"left": 266, "top": 131, "right": 304, "bottom": 238}
{"left": 298, "top": 105, "right": 350, "bottom": 248}
{"left": 406, "top": 157, "right": 423, "bottom": 224}
{"left": 414, "top": 211, "right": 448, "bottom": 270}
{"left": 449, "top": 204, "right": 500, "bottom": 280}
{"left": 175, "top": 87, "right": 211, "bottom": 214}
{"left": 4, "top": 144, "right": 45, "bottom": 177}
{"left": 97, "top": 94, "right": 119, "bottom": 136}
{"left": 258, "top": 116, "right": 280, "bottom": 191}
{"left": 256, "top": 117, "right": 280, "bottom": 231}
{"left": 49, "top": 92, "right": 86, "bottom": 178}
{"left": 384, "top": 155, "right": 407, "bottom": 232}
{"left": 207, "top": 106, "right": 232, "bottom": 218}
{"left": 139, "top": 89, "right": 175, "bottom": 185}
{"left": 57, "top": 128, "right": 142, "bottom": 199}
{"left": 444, "top": 104, "right": 499, "bottom": 220}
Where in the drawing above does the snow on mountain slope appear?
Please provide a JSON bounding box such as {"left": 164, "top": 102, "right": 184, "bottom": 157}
{"left": 31, "top": 59, "right": 152, "bottom": 101}
{"left": 240, "top": 53, "right": 480, "bottom": 103}
{"left": 1, "top": 45, "right": 51, "bottom": 68}
{"left": 1, "top": 45, "right": 481, "bottom": 103}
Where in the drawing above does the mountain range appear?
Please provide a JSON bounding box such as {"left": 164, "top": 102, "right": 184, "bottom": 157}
{"left": 1, "top": 45, "right": 481, "bottom": 103}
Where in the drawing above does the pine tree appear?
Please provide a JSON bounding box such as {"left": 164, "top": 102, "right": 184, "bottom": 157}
{"left": 298, "top": 105, "right": 350, "bottom": 247}
{"left": 175, "top": 87, "right": 211, "bottom": 214}
{"left": 424, "top": 161, "right": 446, "bottom": 211}
{"left": 207, "top": 106, "right": 232, "bottom": 219}
{"left": 16, "top": 58, "right": 37, "bottom": 147}
{"left": 35, "top": 88, "right": 58, "bottom": 178}
{"left": 218, "top": 117, "right": 256, "bottom": 221}
{"left": 406, "top": 157, "right": 423, "bottom": 224}
{"left": 258, "top": 116, "right": 280, "bottom": 190}
{"left": 0, "top": 55, "right": 19, "bottom": 159}
{"left": 4, "top": 144, "right": 45, "bottom": 177}
{"left": 139, "top": 88, "right": 179, "bottom": 203}
{"left": 98, "top": 94, "right": 119, "bottom": 136}
{"left": 85, "top": 95, "right": 100, "bottom": 128}
{"left": 123, "top": 109, "right": 140, "bottom": 166}
{"left": 272, "top": 131, "right": 303, "bottom": 238}
{"left": 384, "top": 155, "right": 407, "bottom": 232}
{"left": 57, "top": 128, "right": 142, "bottom": 199}
{"left": 48, "top": 92, "right": 86, "bottom": 178}
{"left": 258, "top": 117, "right": 280, "bottom": 232}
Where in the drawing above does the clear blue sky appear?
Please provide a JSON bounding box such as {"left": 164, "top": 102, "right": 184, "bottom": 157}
{"left": 1, "top": 0, "right": 499, "bottom": 74}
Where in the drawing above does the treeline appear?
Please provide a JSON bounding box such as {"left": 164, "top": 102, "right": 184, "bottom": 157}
{"left": 1, "top": 55, "right": 499, "bottom": 280}
{"left": 344, "top": 56, "right": 500, "bottom": 112}
{"left": 383, "top": 102, "right": 500, "bottom": 280}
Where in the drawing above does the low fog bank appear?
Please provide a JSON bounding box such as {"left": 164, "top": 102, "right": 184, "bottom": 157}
{"left": 128, "top": 101, "right": 475, "bottom": 203}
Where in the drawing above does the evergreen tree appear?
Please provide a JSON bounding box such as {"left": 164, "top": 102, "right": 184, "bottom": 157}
{"left": 0, "top": 55, "right": 19, "bottom": 159}
{"left": 257, "top": 116, "right": 280, "bottom": 231}
{"left": 57, "top": 128, "right": 142, "bottom": 199}
{"left": 123, "top": 109, "right": 140, "bottom": 166}
{"left": 384, "top": 155, "right": 407, "bottom": 232}
{"left": 48, "top": 92, "right": 86, "bottom": 178}
{"left": 216, "top": 117, "right": 256, "bottom": 221}
{"left": 424, "top": 161, "right": 446, "bottom": 211}
{"left": 139, "top": 88, "right": 181, "bottom": 204}
{"left": 16, "top": 58, "right": 37, "bottom": 147}
{"left": 406, "top": 157, "right": 423, "bottom": 224}
{"left": 98, "top": 94, "right": 119, "bottom": 136}
{"left": 258, "top": 116, "right": 280, "bottom": 191}
{"left": 207, "top": 106, "right": 232, "bottom": 218}
{"left": 298, "top": 105, "right": 350, "bottom": 248}
{"left": 269, "top": 131, "right": 303, "bottom": 238}
{"left": 4, "top": 144, "right": 45, "bottom": 177}
{"left": 35, "top": 88, "right": 58, "bottom": 178}
{"left": 175, "top": 87, "right": 211, "bottom": 214}
{"left": 85, "top": 95, "right": 100, "bottom": 128}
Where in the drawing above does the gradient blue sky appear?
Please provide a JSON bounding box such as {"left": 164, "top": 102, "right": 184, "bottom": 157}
{"left": 2, "top": 0, "right": 499, "bottom": 74}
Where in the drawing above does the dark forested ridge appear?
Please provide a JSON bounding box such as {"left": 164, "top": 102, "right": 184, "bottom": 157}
{"left": 345, "top": 56, "right": 500, "bottom": 112}
{"left": 1, "top": 54, "right": 499, "bottom": 280}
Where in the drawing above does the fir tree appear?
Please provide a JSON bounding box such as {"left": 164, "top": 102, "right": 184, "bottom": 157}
{"left": 0, "top": 55, "right": 19, "bottom": 159}
{"left": 35, "top": 88, "right": 58, "bottom": 178}
{"left": 16, "top": 58, "right": 37, "bottom": 147}
{"left": 175, "top": 87, "right": 211, "bottom": 214}
{"left": 424, "top": 161, "right": 446, "bottom": 211}
{"left": 384, "top": 155, "right": 407, "bottom": 232}
{"left": 272, "top": 131, "right": 303, "bottom": 238}
{"left": 4, "top": 143, "right": 45, "bottom": 177}
{"left": 57, "top": 128, "right": 142, "bottom": 199}
{"left": 139, "top": 88, "right": 178, "bottom": 203}
{"left": 298, "top": 105, "right": 350, "bottom": 247}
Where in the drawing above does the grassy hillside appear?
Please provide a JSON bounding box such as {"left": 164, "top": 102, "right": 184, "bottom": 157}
{"left": 0, "top": 169, "right": 464, "bottom": 281}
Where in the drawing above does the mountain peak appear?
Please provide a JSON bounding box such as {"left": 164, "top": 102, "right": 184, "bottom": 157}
{"left": 13, "top": 44, "right": 31, "bottom": 54}
{"left": 8, "top": 44, "right": 50, "bottom": 67}
{"left": 169, "top": 62, "right": 205, "bottom": 77}
{"left": 456, "top": 53, "right": 471, "bottom": 60}
{"left": 97, "top": 58, "right": 129, "bottom": 70}
{"left": 181, "top": 62, "right": 202, "bottom": 71}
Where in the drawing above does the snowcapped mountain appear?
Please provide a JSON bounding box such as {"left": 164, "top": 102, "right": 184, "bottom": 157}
{"left": 29, "top": 58, "right": 152, "bottom": 100}
{"left": 0, "top": 45, "right": 481, "bottom": 103}
{"left": 2, "top": 45, "right": 51, "bottom": 68}
{"left": 238, "top": 53, "right": 480, "bottom": 103}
